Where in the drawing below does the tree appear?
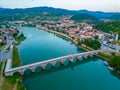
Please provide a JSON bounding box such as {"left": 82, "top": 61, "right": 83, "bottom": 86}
{"left": 93, "top": 44, "right": 99, "bottom": 50}
{"left": 109, "top": 56, "right": 120, "bottom": 70}
{"left": 77, "top": 39, "right": 81, "bottom": 46}
{"left": 93, "top": 39, "right": 101, "bottom": 49}
{"left": 84, "top": 38, "right": 101, "bottom": 50}
{"left": 94, "top": 35, "right": 98, "bottom": 39}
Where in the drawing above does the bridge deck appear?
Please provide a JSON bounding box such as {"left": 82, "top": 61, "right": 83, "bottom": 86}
{"left": 5, "top": 50, "right": 101, "bottom": 73}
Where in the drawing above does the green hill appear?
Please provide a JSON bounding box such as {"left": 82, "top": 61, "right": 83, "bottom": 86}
{"left": 108, "top": 14, "right": 120, "bottom": 20}
{"left": 70, "top": 13, "right": 98, "bottom": 22}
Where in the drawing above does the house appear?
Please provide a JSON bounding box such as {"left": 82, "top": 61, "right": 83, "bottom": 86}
{"left": 0, "top": 36, "right": 4, "bottom": 42}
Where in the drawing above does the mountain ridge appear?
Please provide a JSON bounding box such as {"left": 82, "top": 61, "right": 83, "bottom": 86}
{"left": 0, "top": 6, "right": 119, "bottom": 19}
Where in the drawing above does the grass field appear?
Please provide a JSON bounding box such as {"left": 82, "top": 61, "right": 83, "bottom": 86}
{"left": 12, "top": 47, "right": 21, "bottom": 68}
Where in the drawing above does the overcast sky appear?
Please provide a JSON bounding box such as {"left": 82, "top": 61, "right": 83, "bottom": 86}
{"left": 0, "top": 0, "right": 120, "bottom": 12}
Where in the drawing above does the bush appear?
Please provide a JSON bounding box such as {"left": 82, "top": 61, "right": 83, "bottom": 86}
{"left": 0, "top": 62, "right": 2, "bottom": 71}
{"left": 109, "top": 56, "right": 120, "bottom": 70}
{"left": 84, "top": 38, "right": 101, "bottom": 50}
{"left": 77, "top": 39, "right": 81, "bottom": 46}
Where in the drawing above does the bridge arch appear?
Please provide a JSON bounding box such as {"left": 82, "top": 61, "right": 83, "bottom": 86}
{"left": 35, "top": 66, "right": 42, "bottom": 72}
{"left": 82, "top": 54, "right": 89, "bottom": 59}
{"left": 68, "top": 56, "right": 78, "bottom": 63}
{"left": 24, "top": 68, "right": 32, "bottom": 75}
{"left": 71, "top": 56, "right": 77, "bottom": 63}
{"left": 45, "top": 63, "right": 52, "bottom": 70}
{"left": 40, "top": 63, "right": 52, "bottom": 70}
{"left": 4, "top": 50, "right": 102, "bottom": 76}
{"left": 54, "top": 61, "right": 61, "bottom": 68}
{"left": 88, "top": 53, "right": 94, "bottom": 57}
{"left": 63, "top": 58, "right": 69, "bottom": 65}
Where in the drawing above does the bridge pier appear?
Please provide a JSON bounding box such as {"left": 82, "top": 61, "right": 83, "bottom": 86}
{"left": 77, "top": 56, "right": 81, "bottom": 61}
{"left": 19, "top": 69, "right": 26, "bottom": 75}
{"left": 89, "top": 54, "right": 93, "bottom": 57}
{"left": 82, "top": 55, "right": 88, "bottom": 59}
{"left": 69, "top": 55, "right": 74, "bottom": 62}
{"left": 29, "top": 66, "right": 36, "bottom": 72}
{"left": 4, "top": 50, "right": 102, "bottom": 76}
{"left": 95, "top": 52, "right": 98, "bottom": 55}
{"left": 60, "top": 58, "right": 66, "bottom": 64}
{"left": 51, "top": 61, "right": 56, "bottom": 67}
{"left": 41, "top": 63, "right": 47, "bottom": 70}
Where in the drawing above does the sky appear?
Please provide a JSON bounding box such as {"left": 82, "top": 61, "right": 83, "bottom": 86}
{"left": 0, "top": 0, "right": 120, "bottom": 12}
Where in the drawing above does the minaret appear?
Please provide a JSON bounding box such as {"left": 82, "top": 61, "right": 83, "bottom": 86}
{"left": 115, "top": 33, "right": 118, "bottom": 41}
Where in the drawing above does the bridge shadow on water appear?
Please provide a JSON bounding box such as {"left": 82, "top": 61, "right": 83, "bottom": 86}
{"left": 22, "top": 56, "right": 98, "bottom": 79}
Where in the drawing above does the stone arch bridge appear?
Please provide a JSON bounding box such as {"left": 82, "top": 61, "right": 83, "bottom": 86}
{"left": 5, "top": 50, "right": 102, "bottom": 76}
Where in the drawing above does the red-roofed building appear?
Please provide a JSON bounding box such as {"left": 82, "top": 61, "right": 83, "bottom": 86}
{"left": 0, "top": 36, "right": 4, "bottom": 42}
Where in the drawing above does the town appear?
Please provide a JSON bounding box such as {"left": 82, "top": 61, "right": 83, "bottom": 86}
{"left": 8, "top": 18, "right": 120, "bottom": 52}
{"left": 0, "top": 15, "right": 120, "bottom": 62}
{"left": 0, "top": 24, "right": 25, "bottom": 61}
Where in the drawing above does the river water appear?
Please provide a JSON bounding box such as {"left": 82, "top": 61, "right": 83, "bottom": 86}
{"left": 17, "top": 26, "right": 120, "bottom": 90}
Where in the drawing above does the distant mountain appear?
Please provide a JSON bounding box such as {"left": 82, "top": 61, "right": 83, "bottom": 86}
{"left": 0, "top": 7, "right": 77, "bottom": 15}
{"left": 78, "top": 10, "right": 119, "bottom": 19}
{"left": 70, "top": 13, "right": 98, "bottom": 22}
{"left": 0, "top": 7, "right": 119, "bottom": 20}
{"left": 107, "top": 14, "right": 120, "bottom": 20}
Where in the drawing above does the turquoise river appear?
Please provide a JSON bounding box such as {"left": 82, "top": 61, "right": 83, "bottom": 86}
{"left": 17, "top": 26, "right": 120, "bottom": 90}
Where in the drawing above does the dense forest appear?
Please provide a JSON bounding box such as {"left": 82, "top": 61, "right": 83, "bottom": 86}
{"left": 0, "top": 12, "right": 64, "bottom": 22}
{"left": 108, "top": 14, "right": 120, "bottom": 20}
{"left": 70, "top": 13, "right": 98, "bottom": 22}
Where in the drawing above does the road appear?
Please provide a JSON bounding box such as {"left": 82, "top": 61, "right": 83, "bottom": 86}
{"left": 0, "top": 27, "right": 21, "bottom": 62}
{"left": 0, "top": 35, "right": 13, "bottom": 62}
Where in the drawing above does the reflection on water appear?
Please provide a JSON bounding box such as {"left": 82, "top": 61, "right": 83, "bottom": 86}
{"left": 23, "top": 56, "right": 97, "bottom": 78}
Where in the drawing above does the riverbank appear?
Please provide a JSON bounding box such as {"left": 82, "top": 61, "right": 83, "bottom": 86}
{"left": 0, "top": 29, "right": 26, "bottom": 90}
{"left": 43, "top": 29, "right": 78, "bottom": 45}
{"left": 14, "top": 35, "right": 26, "bottom": 45}
{"left": 40, "top": 28, "right": 120, "bottom": 74}
{"left": 38, "top": 28, "right": 110, "bottom": 61}
{"left": 40, "top": 28, "right": 120, "bottom": 76}
{"left": 41, "top": 28, "right": 90, "bottom": 50}
{"left": 12, "top": 47, "right": 21, "bottom": 68}
{"left": 0, "top": 60, "right": 25, "bottom": 90}
{"left": 0, "top": 48, "right": 25, "bottom": 90}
